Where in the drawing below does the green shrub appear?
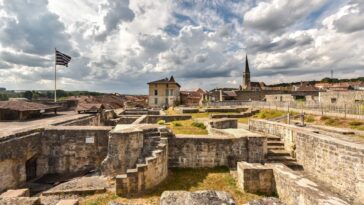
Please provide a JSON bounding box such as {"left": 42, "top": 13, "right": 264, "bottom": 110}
{"left": 172, "top": 121, "right": 182, "bottom": 126}
{"left": 157, "top": 120, "right": 166, "bottom": 125}
{"left": 349, "top": 120, "right": 363, "bottom": 126}
{"left": 192, "top": 122, "right": 206, "bottom": 129}
{"left": 305, "top": 115, "right": 315, "bottom": 123}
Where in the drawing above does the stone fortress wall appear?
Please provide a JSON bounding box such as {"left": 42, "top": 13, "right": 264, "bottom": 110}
{"left": 248, "top": 119, "right": 364, "bottom": 204}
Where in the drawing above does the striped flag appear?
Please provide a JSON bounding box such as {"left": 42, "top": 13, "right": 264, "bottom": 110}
{"left": 56, "top": 50, "right": 71, "bottom": 67}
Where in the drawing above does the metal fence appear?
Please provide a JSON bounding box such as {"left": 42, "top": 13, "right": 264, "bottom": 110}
{"left": 205, "top": 100, "right": 364, "bottom": 119}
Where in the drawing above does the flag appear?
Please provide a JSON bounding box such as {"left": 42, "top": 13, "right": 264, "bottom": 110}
{"left": 56, "top": 50, "right": 71, "bottom": 67}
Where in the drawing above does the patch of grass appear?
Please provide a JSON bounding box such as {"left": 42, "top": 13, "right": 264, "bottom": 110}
{"left": 305, "top": 115, "right": 315, "bottom": 123}
{"left": 165, "top": 107, "right": 178, "bottom": 115}
{"left": 192, "top": 121, "right": 206, "bottom": 129}
{"left": 254, "top": 109, "right": 287, "bottom": 120}
{"left": 172, "top": 121, "right": 182, "bottom": 126}
{"left": 349, "top": 121, "right": 363, "bottom": 126}
{"left": 157, "top": 120, "right": 165, "bottom": 125}
{"left": 80, "top": 167, "right": 261, "bottom": 205}
{"left": 167, "top": 120, "right": 208, "bottom": 135}
{"left": 238, "top": 118, "right": 249, "bottom": 124}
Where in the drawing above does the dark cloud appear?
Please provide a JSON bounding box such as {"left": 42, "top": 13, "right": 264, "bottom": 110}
{"left": 0, "top": 51, "right": 51, "bottom": 67}
{"left": 0, "top": 0, "right": 73, "bottom": 55}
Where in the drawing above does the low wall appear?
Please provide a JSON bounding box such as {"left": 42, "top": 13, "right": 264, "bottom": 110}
{"left": 204, "top": 108, "right": 239, "bottom": 113}
{"left": 237, "top": 162, "right": 350, "bottom": 205}
{"left": 38, "top": 126, "right": 111, "bottom": 175}
{"left": 140, "top": 115, "right": 192, "bottom": 124}
{"left": 273, "top": 164, "right": 350, "bottom": 205}
{"left": 56, "top": 114, "right": 101, "bottom": 126}
{"left": 168, "top": 135, "right": 266, "bottom": 168}
{"left": 0, "top": 132, "right": 42, "bottom": 192}
{"left": 249, "top": 119, "right": 364, "bottom": 204}
{"left": 180, "top": 108, "right": 199, "bottom": 113}
{"left": 210, "top": 110, "right": 259, "bottom": 119}
{"left": 209, "top": 118, "right": 237, "bottom": 129}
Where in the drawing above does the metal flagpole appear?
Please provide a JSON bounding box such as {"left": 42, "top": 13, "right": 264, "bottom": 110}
{"left": 54, "top": 48, "right": 57, "bottom": 103}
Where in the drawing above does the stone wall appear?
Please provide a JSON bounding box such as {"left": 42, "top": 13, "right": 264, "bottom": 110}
{"left": 38, "top": 126, "right": 111, "bottom": 175}
{"left": 237, "top": 162, "right": 350, "bottom": 205}
{"left": 209, "top": 118, "right": 237, "bottom": 129}
{"left": 168, "top": 135, "right": 266, "bottom": 168}
{"left": 0, "top": 132, "right": 42, "bottom": 192}
{"left": 116, "top": 138, "right": 168, "bottom": 196}
{"left": 140, "top": 115, "right": 192, "bottom": 124}
{"left": 56, "top": 115, "right": 101, "bottom": 126}
{"left": 273, "top": 164, "right": 350, "bottom": 205}
{"left": 101, "top": 128, "right": 144, "bottom": 176}
{"left": 248, "top": 119, "right": 364, "bottom": 204}
{"left": 319, "top": 90, "right": 364, "bottom": 106}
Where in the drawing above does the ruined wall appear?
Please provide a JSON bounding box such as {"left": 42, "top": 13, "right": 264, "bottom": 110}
{"left": 0, "top": 132, "right": 42, "bottom": 192}
{"left": 116, "top": 139, "right": 168, "bottom": 196}
{"left": 38, "top": 126, "right": 111, "bottom": 175}
{"left": 209, "top": 118, "right": 237, "bottom": 129}
{"left": 249, "top": 119, "right": 364, "bottom": 204}
{"left": 101, "top": 129, "right": 144, "bottom": 176}
{"left": 168, "top": 135, "right": 265, "bottom": 168}
{"left": 141, "top": 115, "right": 191, "bottom": 124}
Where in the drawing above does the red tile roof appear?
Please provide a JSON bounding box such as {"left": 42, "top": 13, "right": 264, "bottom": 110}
{"left": 0, "top": 101, "right": 59, "bottom": 111}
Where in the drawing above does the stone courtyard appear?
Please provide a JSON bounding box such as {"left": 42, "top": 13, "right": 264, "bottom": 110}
{"left": 0, "top": 107, "right": 363, "bottom": 205}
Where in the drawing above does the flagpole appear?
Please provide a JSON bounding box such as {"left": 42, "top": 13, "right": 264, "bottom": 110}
{"left": 54, "top": 48, "right": 57, "bottom": 103}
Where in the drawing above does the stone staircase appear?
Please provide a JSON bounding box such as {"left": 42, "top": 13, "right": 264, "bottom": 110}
{"left": 266, "top": 135, "right": 303, "bottom": 170}
{"left": 116, "top": 127, "right": 169, "bottom": 196}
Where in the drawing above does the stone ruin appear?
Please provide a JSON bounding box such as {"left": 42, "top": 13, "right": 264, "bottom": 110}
{"left": 0, "top": 107, "right": 362, "bottom": 205}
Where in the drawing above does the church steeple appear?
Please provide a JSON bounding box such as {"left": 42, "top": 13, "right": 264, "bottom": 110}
{"left": 245, "top": 54, "right": 250, "bottom": 73}
{"left": 242, "top": 54, "right": 251, "bottom": 90}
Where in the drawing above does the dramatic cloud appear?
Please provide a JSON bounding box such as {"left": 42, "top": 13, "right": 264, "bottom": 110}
{"left": 0, "top": 0, "right": 363, "bottom": 93}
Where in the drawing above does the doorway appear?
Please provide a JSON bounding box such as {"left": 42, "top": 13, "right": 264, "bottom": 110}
{"left": 26, "top": 156, "right": 37, "bottom": 181}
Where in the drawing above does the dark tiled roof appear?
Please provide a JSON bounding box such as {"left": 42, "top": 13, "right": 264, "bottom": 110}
{"left": 0, "top": 101, "right": 59, "bottom": 111}
{"left": 147, "top": 76, "right": 181, "bottom": 87}
{"left": 76, "top": 103, "right": 104, "bottom": 112}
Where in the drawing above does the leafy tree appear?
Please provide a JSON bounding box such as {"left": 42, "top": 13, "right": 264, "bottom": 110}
{"left": 23, "top": 91, "right": 33, "bottom": 100}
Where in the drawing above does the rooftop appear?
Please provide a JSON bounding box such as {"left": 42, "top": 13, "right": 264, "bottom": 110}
{"left": 0, "top": 101, "right": 60, "bottom": 111}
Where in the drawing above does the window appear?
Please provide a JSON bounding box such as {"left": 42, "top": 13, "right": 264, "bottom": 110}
{"left": 154, "top": 90, "right": 158, "bottom": 96}
{"left": 154, "top": 98, "right": 158, "bottom": 105}
{"left": 331, "top": 98, "right": 337, "bottom": 103}
{"left": 165, "top": 89, "right": 169, "bottom": 96}
{"left": 170, "top": 89, "right": 174, "bottom": 96}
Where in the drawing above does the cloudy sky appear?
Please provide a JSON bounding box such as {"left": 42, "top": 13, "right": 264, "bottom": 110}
{"left": 0, "top": 0, "right": 363, "bottom": 94}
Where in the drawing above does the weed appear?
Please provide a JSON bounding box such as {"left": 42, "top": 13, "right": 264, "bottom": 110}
{"left": 172, "top": 121, "right": 182, "bottom": 126}
{"left": 157, "top": 120, "right": 165, "bottom": 125}
{"left": 192, "top": 122, "right": 206, "bottom": 129}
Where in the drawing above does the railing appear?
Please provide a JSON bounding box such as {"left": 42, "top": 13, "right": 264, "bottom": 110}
{"left": 204, "top": 100, "right": 364, "bottom": 119}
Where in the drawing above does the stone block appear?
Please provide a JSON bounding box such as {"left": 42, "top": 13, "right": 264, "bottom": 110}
{"left": 237, "top": 162, "right": 275, "bottom": 195}
{"left": 56, "top": 199, "right": 79, "bottom": 205}
{"left": 160, "top": 190, "right": 236, "bottom": 205}
{"left": 0, "top": 188, "right": 30, "bottom": 198}
{"left": 0, "top": 197, "right": 41, "bottom": 205}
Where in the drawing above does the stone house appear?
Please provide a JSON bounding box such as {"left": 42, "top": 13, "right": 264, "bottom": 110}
{"left": 180, "top": 88, "right": 207, "bottom": 106}
{"left": 0, "top": 101, "right": 59, "bottom": 121}
{"left": 147, "top": 76, "right": 181, "bottom": 108}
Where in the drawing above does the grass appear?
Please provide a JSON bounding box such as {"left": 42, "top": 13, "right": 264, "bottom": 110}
{"left": 296, "top": 114, "right": 364, "bottom": 132}
{"left": 167, "top": 120, "right": 208, "bottom": 135}
{"left": 253, "top": 109, "right": 289, "bottom": 120}
{"left": 80, "top": 167, "right": 261, "bottom": 205}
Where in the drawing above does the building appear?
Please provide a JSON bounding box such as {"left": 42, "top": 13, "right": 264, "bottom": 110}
{"left": 240, "top": 55, "right": 265, "bottom": 91}
{"left": 0, "top": 101, "right": 59, "bottom": 121}
{"left": 147, "top": 76, "right": 181, "bottom": 108}
{"left": 180, "top": 88, "right": 207, "bottom": 106}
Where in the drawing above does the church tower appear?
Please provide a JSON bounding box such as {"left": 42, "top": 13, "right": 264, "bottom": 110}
{"left": 242, "top": 54, "right": 251, "bottom": 90}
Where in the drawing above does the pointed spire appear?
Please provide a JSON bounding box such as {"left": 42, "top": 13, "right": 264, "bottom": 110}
{"left": 169, "top": 75, "right": 175, "bottom": 82}
{"left": 245, "top": 54, "right": 250, "bottom": 73}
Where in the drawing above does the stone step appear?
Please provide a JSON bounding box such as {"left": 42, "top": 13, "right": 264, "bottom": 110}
{"left": 283, "top": 162, "right": 304, "bottom": 171}
{"left": 267, "top": 155, "right": 295, "bottom": 162}
{"left": 267, "top": 150, "right": 290, "bottom": 156}
{"left": 267, "top": 146, "right": 285, "bottom": 150}
{"left": 267, "top": 136, "right": 281, "bottom": 141}
{"left": 267, "top": 141, "right": 284, "bottom": 146}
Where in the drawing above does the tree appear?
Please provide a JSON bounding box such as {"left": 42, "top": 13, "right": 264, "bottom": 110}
{"left": 23, "top": 91, "right": 33, "bottom": 100}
